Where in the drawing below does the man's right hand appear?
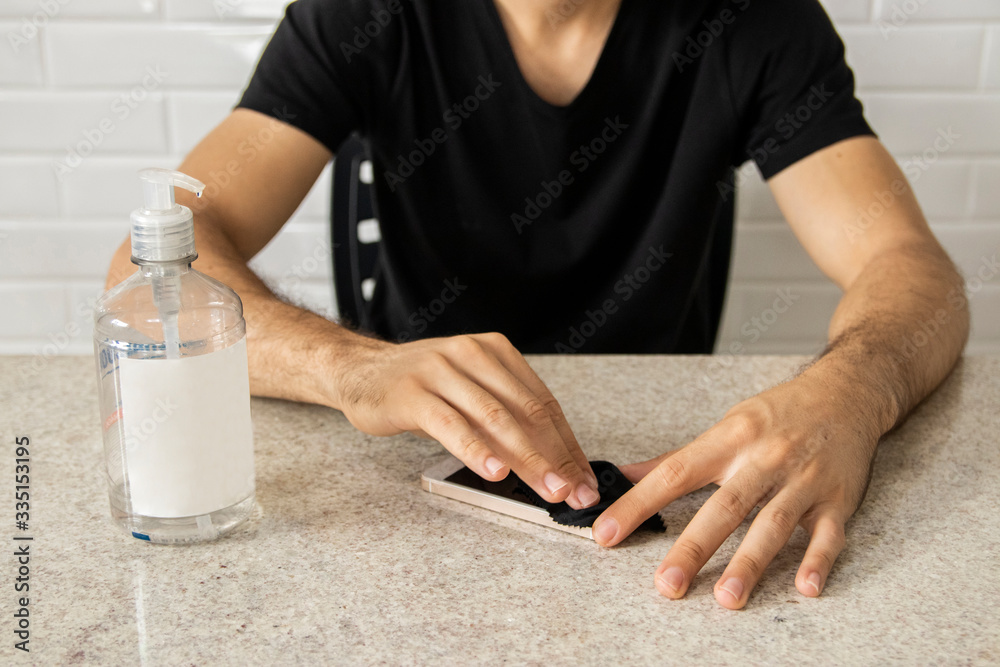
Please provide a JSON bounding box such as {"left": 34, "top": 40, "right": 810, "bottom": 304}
{"left": 334, "top": 332, "right": 601, "bottom": 510}
{"left": 105, "top": 109, "right": 599, "bottom": 510}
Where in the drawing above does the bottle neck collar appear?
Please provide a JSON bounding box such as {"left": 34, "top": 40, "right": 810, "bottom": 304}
{"left": 133, "top": 257, "right": 196, "bottom": 275}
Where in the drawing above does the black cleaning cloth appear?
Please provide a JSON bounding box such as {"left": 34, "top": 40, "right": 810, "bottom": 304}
{"left": 513, "top": 461, "right": 665, "bottom": 532}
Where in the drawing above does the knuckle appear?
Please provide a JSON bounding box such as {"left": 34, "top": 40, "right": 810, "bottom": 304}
{"left": 766, "top": 436, "right": 798, "bottom": 462}
{"left": 479, "top": 402, "right": 512, "bottom": 432}
{"left": 765, "top": 504, "right": 800, "bottom": 539}
{"left": 712, "top": 487, "right": 749, "bottom": 526}
{"left": 390, "top": 374, "right": 423, "bottom": 399}
{"left": 417, "top": 350, "right": 451, "bottom": 375}
{"left": 736, "top": 551, "right": 767, "bottom": 579}
{"left": 431, "top": 408, "right": 465, "bottom": 433}
{"left": 653, "top": 456, "right": 688, "bottom": 489}
{"left": 671, "top": 540, "right": 707, "bottom": 567}
{"left": 726, "top": 411, "right": 764, "bottom": 443}
{"left": 447, "top": 335, "right": 483, "bottom": 359}
{"left": 478, "top": 331, "right": 511, "bottom": 349}
{"left": 615, "top": 490, "right": 652, "bottom": 522}
{"left": 553, "top": 455, "right": 580, "bottom": 479}
{"left": 540, "top": 394, "right": 566, "bottom": 421}
{"left": 811, "top": 549, "right": 837, "bottom": 573}
{"left": 454, "top": 431, "right": 485, "bottom": 459}
{"left": 755, "top": 437, "right": 800, "bottom": 475}
{"left": 517, "top": 448, "right": 549, "bottom": 474}
{"left": 521, "top": 399, "right": 552, "bottom": 429}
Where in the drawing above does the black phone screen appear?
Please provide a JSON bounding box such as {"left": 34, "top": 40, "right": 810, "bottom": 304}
{"left": 444, "top": 466, "right": 530, "bottom": 503}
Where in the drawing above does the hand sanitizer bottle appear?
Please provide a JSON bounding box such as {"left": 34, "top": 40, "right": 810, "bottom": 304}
{"left": 94, "top": 168, "right": 256, "bottom": 544}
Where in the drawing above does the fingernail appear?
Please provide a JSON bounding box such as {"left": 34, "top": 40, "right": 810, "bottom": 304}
{"left": 806, "top": 571, "right": 822, "bottom": 595}
{"left": 543, "top": 472, "right": 569, "bottom": 495}
{"left": 593, "top": 517, "right": 618, "bottom": 544}
{"left": 575, "top": 483, "right": 600, "bottom": 508}
{"left": 658, "top": 566, "right": 685, "bottom": 594}
{"left": 485, "top": 456, "right": 505, "bottom": 476}
{"left": 719, "top": 577, "right": 744, "bottom": 603}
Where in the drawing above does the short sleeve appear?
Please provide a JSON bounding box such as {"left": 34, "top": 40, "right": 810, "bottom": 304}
{"left": 236, "top": 0, "right": 402, "bottom": 153}
{"left": 725, "top": 0, "right": 875, "bottom": 179}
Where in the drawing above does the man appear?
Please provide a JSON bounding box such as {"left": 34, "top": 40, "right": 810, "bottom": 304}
{"left": 106, "top": 0, "right": 968, "bottom": 609}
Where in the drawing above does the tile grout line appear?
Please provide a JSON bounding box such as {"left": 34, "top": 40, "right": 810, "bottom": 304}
{"left": 978, "top": 24, "right": 994, "bottom": 91}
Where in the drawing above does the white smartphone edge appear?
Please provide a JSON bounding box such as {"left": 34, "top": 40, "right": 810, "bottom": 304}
{"left": 421, "top": 455, "right": 593, "bottom": 540}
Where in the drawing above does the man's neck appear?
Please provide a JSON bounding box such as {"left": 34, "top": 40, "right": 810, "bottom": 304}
{"left": 492, "top": 0, "right": 622, "bottom": 37}
{"left": 489, "top": 0, "right": 624, "bottom": 106}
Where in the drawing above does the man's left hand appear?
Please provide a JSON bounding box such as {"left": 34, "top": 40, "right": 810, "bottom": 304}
{"left": 591, "top": 368, "right": 882, "bottom": 609}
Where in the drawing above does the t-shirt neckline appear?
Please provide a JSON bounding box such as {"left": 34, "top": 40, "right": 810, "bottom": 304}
{"left": 480, "top": 0, "right": 633, "bottom": 117}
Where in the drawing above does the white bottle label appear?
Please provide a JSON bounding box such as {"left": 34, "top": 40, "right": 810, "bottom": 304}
{"left": 118, "top": 337, "right": 255, "bottom": 518}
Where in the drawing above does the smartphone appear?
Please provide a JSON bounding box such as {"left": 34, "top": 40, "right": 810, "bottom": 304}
{"left": 421, "top": 455, "right": 593, "bottom": 539}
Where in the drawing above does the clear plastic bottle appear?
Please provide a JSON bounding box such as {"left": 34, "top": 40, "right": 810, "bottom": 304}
{"left": 94, "top": 168, "right": 256, "bottom": 544}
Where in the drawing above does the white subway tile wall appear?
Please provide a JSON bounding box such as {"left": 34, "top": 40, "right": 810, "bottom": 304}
{"left": 0, "top": 0, "right": 996, "bottom": 357}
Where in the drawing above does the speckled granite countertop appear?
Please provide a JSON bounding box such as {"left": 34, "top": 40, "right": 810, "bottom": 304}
{"left": 0, "top": 355, "right": 997, "bottom": 665}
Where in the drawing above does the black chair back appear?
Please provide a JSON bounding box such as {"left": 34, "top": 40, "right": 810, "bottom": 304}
{"left": 331, "top": 134, "right": 381, "bottom": 331}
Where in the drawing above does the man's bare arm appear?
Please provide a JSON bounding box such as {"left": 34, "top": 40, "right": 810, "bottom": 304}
{"left": 106, "top": 109, "right": 352, "bottom": 406}
{"left": 771, "top": 135, "right": 968, "bottom": 424}
{"left": 593, "top": 136, "right": 968, "bottom": 609}
{"left": 106, "top": 109, "right": 602, "bottom": 510}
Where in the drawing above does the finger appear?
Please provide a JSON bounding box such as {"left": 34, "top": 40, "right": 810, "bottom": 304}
{"left": 712, "top": 486, "right": 810, "bottom": 610}
{"left": 651, "top": 468, "right": 770, "bottom": 599}
{"left": 794, "top": 510, "right": 846, "bottom": 598}
{"left": 425, "top": 360, "right": 593, "bottom": 509}
{"left": 457, "top": 360, "right": 600, "bottom": 508}
{"left": 412, "top": 397, "right": 508, "bottom": 482}
{"left": 619, "top": 450, "right": 679, "bottom": 484}
{"left": 592, "top": 439, "right": 723, "bottom": 547}
{"left": 473, "top": 333, "right": 597, "bottom": 486}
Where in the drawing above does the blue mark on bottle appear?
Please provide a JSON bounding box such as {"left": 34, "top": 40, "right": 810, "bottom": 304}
{"left": 131, "top": 531, "right": 151, "bottom": 541}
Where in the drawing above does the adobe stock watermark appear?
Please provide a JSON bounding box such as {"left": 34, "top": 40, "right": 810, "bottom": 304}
{"left": 717, "top": 84, "right": 834, "bottom": 202}
{"left": 340, "top": 0, "right": 411, "bottom": 63}
{"left": 546, "top": 0, "right": 586, "bottom": 29}
{"left": 511, "top": 115, "right": 629, "bottom": 234}
{"left": 844, "top": 126, "right": 959, "bottom": 243}
{"left": 554, "top": 244, "right": 673, "bottom": 353}
{"left": 383, "top": 74, "right": 502, "bottom": 192}
{"left": 394, "top": 277, "right": 468, "bottom": 342}
{"left": 122, "top": 396, "right": 179, "bottom": 454}
{"left": 878, "top": 0, "right": 931, "bottom": 39}
{"left": 53, "top": 65, "right": 168, "bottom": 181}
{"left": 6, "top": 0, "right": 74, "bottom": 53}
{"left": 189, "top": 106, "right": 298, "bottom": 211}
{"left": 701, "top": 287, "right": 800, "bottom": 387}
{"left": 15, "top": 297, "right": 96, "bottom": 389}
{"left": 767, "top": 428, "right": 830, "bottom": 492}
{"left": 278, "top": 235, "right": 340, "bottom": 310}
{"left": 214, "top": 0, "right": 245, "bottom": 19}
{"left": 896, "top": 248, "right": 999, "bottom": 364}
{"left": 672, "top": 0, "right": 751, "bottom": 73}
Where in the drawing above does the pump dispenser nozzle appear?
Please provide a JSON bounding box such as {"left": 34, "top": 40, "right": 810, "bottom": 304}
{"left": 129, "top": 169, "right": 207, "bottom": 360}
{"left": 131, "top": 168, "right": 206, "bottom": 264}
{"left": 140, "top": 168, "right": 205, "bottom": 211}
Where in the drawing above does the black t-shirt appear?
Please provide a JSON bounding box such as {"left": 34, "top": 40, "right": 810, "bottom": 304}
{"left": 237, "top": 0, "right": 874, "bottom": 353}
